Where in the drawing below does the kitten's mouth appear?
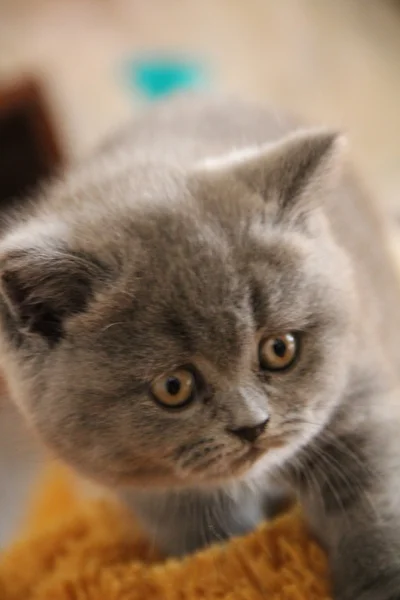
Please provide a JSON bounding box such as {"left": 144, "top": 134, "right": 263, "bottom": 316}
{"left": 231, "top": 438, "right": 285, "bottom": 472}
{"left": 231, "top": 446, "right": 265, "bottom": 470}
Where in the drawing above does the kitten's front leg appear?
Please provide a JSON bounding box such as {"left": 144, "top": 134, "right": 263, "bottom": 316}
{"left": 293, "top": 431, "right": 400, "bottom": 600}
{"left": 329, "top": 522, "right": 400, "bottom": 600}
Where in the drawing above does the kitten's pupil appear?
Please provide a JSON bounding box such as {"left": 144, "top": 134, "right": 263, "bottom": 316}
{"left": 273, "top": 339, "right": 287, "bottom": 358}
{"left": 166, "top": 377, "right": 181, "bottom": 396}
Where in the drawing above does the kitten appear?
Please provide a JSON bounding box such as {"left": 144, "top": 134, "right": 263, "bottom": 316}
{"left": 1, "top": 94, "right": 400, "bottom": 599}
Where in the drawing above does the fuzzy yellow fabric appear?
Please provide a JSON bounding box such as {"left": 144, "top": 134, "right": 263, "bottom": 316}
{"left": 0, "top": 464, "right": 332, "bottom": 599}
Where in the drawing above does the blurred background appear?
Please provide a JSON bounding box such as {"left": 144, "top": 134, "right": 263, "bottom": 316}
{"left": 1, "top": 0, "right": 400, "bottom": 546}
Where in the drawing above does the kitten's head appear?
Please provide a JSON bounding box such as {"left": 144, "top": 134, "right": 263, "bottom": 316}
{"left": 0, "top": 129, "right": 356, "bottom": 489}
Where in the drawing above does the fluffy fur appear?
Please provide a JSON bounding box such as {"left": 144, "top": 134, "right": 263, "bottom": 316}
{"left": 1, "top": 95, "right": 400, "bottom": 599}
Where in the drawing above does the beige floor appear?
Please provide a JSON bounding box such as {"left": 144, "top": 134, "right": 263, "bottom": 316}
{"left": 1, "top": 0, "right": 400, "bottom": 545}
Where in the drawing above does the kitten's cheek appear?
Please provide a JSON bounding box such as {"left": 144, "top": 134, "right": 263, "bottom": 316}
{"left": 174, "top": 462, "right": 192, "bottom": 481}
{"left": 173, "top": 457, "right": 215, "bottom": 481}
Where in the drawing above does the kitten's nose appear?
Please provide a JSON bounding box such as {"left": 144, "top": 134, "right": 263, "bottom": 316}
{"left": 228, "top": 418, "right": 269, "bottom": 443}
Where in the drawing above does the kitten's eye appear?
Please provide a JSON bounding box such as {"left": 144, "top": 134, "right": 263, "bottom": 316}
{"left": 259, "top": 333, "right": 298, "bottom": 371}
{"left": 151, "top": 369, "right": 195, "bottom": 408}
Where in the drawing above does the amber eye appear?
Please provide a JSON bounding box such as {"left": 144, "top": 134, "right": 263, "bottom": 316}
{"left": 151, "top": 369, "right": 195, "bottom": 408}
{"left": 259, "top": 333, "right": 298, "bottom": 371}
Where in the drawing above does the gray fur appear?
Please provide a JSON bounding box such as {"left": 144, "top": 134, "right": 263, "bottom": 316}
{"left": 1, "top": 94, "right": 400, "bottom": 599}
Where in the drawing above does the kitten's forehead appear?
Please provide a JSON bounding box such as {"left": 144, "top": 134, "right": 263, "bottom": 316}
{"left": 111, "top": 207, "right": 252, "bottom": 373}
{"left": 92, "top": 200, "right": 320, "bottom": 380}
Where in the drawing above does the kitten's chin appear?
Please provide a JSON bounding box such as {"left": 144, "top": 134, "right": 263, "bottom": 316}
{"left": 241, "top": 441, "right": 302, "bottom": 483}
{"left": 229, "top": 445, "right": 271, "bottom": 476}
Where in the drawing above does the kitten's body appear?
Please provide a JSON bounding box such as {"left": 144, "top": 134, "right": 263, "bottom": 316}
{"left": 1, "top": 95, "right": 400, "bottom": 599}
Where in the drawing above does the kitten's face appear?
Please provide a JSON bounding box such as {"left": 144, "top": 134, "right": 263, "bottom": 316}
{"left": 0, "top": 130, "right": 356, "bottom": 489}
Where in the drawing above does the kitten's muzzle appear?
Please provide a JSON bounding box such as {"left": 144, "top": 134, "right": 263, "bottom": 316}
{"left": 227, "top": 417, "right": 269, "bottom": 443}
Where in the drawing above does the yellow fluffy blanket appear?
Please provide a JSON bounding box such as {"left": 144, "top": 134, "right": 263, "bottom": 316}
{"left": 0, "top": 463, "right": 331, "bottom": 599}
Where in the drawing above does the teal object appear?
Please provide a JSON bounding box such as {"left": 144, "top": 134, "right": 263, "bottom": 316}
{"left": 123, "top": 57, "right": 209, "bottom": 101}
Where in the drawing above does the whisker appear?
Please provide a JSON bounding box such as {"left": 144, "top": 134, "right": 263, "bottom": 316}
{"left": 205, "top": 499, "right": 225, "bottom": 544}
{"left": 191, "top": 454, "right": 224, "bottom": 474}
{"left": 97, "top": 321, "right": 129, "bottom": 336}
{"left": 285, "top": 417, "right": 379, "bottom": 521}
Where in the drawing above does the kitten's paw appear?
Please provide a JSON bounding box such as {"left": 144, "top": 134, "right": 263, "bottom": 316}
{"left": 334, "top": 572, "right": 400, "bottom": 600}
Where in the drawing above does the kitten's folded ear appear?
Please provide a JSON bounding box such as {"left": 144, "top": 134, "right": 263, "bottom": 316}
{"left": 0, "top": 240, "right": 108, "bottom": 345}
{"left": 199, "top": 129, "right": 347, "bottom": 225}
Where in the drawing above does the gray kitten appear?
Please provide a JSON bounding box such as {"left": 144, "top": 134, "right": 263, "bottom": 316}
{"left": 1, "top": 94, "right": 400, "bottom": 600}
